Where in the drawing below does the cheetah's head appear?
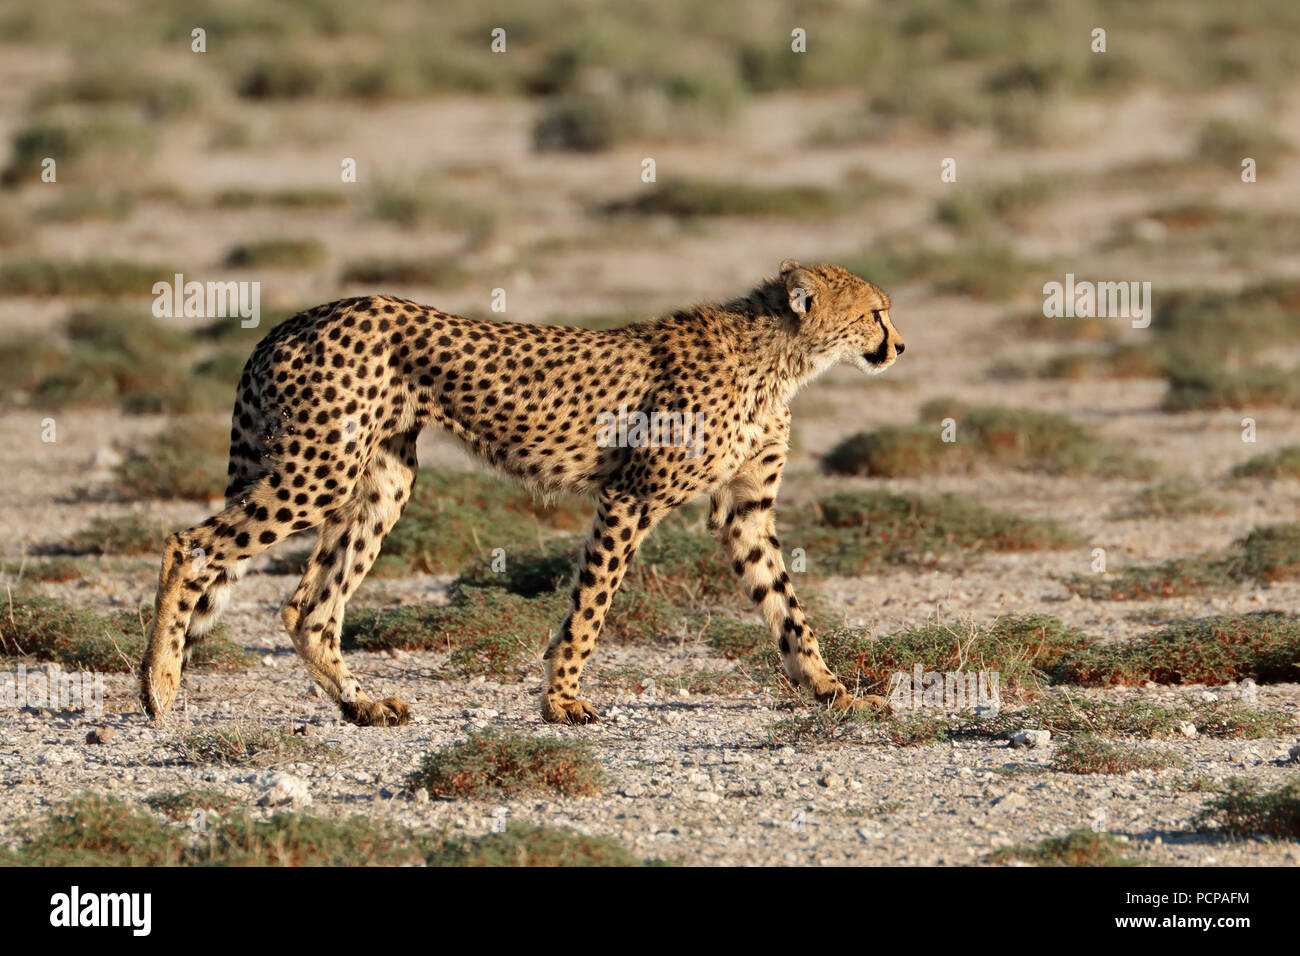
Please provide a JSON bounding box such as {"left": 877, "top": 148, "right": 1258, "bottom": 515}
{"left": 780, "top": 259, "right": 905, "bottom": 375}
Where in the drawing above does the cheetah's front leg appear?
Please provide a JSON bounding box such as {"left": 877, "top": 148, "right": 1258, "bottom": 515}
{"left": 542, "top": 490, "right": 665, "bottom": 724}
{"left": 709, "top": 451, "right": 886, "bottom": 712}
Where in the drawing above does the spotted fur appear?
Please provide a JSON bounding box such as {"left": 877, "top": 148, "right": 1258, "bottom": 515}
{"left": 139, "top": 260, "right": 905, "bottom": 726}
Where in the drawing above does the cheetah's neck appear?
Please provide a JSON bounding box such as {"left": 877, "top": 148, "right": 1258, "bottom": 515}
{"left": 718, "top": 280, "right": 839, "bottom": 409}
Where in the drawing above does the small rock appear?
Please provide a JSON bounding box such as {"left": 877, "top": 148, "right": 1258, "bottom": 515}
{"left": 412, "top": 788, "right": 430, "bottom": 804}
{"left": 88, "top": 447, "right": 123, "bottom": 470}
{"left": 256, "top": 772, "right": 311, "bottom": 809}
{"left": 1239, "top": 679, "right": 1258, "bottom": 703}
{"left": 1131, "top": 218, "right": 1168, "bottom": 243}
{"left": 818, "top": 773, "right": 843, "bottom": 789}
{"left": 293, "top": 723, "right": 316, "bottom": 737}
{"left": 1288, "top": 744, "right": 1300, "bottom": 764}
{"left": 1177, "top": 721, "right": 1197, "bottom": 739}
{"left": 307, "top": 684, "right": 323, "bottom": 698}
{"left": 994, "top": 792, "right": 1029, "bottom": 811}
{"left": 261, "top": 654, "right": 276, "bottom": 667}
{"left": 85, "top": 727, "right": 115, "bottom": 745}
{"left": 1010, "top": 729, "right": 1050, "bottom": 749}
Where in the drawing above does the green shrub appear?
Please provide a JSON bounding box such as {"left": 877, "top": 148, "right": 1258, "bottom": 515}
{"left": 971, "top": 695, "right": 1294, "bottom": 740}
{"left": 1196, "top": 116, "right": 1292, "bottom": 169}
{"left": 171, "top": 722, "right": 340, "bottom": 766}
{"left": 370, "top": 185, "right": 496, "bottom": 241}
{"left": 224, "top": 238, "right": 326, "bottom": 269}
{"left": 36, "top": 188, "right": 134, "bottom": 222}
{"left": 427, "top": 824, "right": 646, "bottom": 866}
{"left": 818, "top": 615, "right": 1093, "bottom": 699}
{"left": 0, "top": 794, "right": 183, "bottom": 866}
{"left": 112, "top": 419, "right": 228, "bottom": 501}
{"left": 935, "top": 176, "right": 1060, "bottom": 232}
{"left": 825, "top": 403, "right": 1148, "bottom": 478}
{"left": 378, "top": 468, "right": 589, "bottom": 574}
{"left": 144, "top": 790, "right": 235, "bottom": 820}
{"left": 1162, "top": 364, "right": 1300, "bottom": 412}
{"left": 1055, "top": 613, "right": 1300, "bottom": 685}
{"left": 532, "top": 95, "right": 622, "bottom": 152}
{"left": 215, "top": 188, "right": 346, "bottom": 210}
{"left": 342, "top": 588, "right": 562, "bottom": 677}
{"left": 0, "top": 795, "right": 649, "bottom": 867}
{"left": 0, "top": 259, "right": 174, "bottom": 296}
{"left": 407, "top": 730, "right": 604, "bottom": 798}
{"left": 63, "top": 514, "right": 173, "bottom": 555}
{"left": 1040, "top": 345, "right": 1167, "bottom": 381}
{"left": 603, "top": 177, "right": 852, "bottom": 219}
{"left": 1, "top": 594, "right": 252, "bottom": 673}
{"left": 1051, "top": 736, "right": 1185, "bottom": 774}
{"left": 793, "top": 489, "right": 1082, "bottom": 573}
{"left": 1112, "top": 478, "right": 1228, "bottom": 520}
{"left": 1064, "top": 525, "right": 1300, "bottom": 599}
{"left": 1196, "top": 779, "right": 1300, "bottom": 839}
{"left": 33, "top": 64, "right": 200, "bottom": 117}
{"left": 1231, "top": 446, "right": 1300, "bottom": 480}
{"left": 988, "top": 829, "right": 1139, "bottom": 866}
{"left": 3, "top": 118, "right": 154, "bottom": 185}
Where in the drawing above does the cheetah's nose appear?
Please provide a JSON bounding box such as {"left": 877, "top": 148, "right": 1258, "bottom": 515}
{"left": 895, "top": 342, "right": 906, "bottom": 355}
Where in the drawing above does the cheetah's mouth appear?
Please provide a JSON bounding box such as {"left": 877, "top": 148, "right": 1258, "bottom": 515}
{"left": 862, "top": 339, "right": 891, "bottom": 367}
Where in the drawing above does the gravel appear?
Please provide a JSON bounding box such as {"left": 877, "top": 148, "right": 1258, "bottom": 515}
{"left": 0, "top": 650, "right": 1297, "bottom": 865}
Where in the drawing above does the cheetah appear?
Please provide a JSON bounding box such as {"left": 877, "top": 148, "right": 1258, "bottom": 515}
{"left": 139, "top": 259, "right": 905, "bottom": 726}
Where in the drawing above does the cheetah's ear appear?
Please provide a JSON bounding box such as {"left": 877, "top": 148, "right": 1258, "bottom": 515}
{"left": 780, "top": 258, "right": 800, "bottom": 274}
{"left": 784, "top": 265, "right": 819, "bottom": 317}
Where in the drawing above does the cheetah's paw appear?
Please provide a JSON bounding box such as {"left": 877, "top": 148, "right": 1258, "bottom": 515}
{"left": 816, "top": 682, "right": 889, "bottom": 714}
{"left": 541, "top": 697, "right": 601, "bottom": 725}
{"left": 834, "top": 692, "right": 890, "bottom": 713}
{"left": 140, "top": 663, "right": 181, "bottom": 720}
{"left": 342, "top": 696, "right": 411, "bottom": 727}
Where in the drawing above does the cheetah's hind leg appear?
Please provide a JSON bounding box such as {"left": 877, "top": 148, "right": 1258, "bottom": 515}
{"left": 280, "top": 433, "right": 417, "bottom": 727}
{"left": 140, "top": 474, "right": 291, "bottom": 719}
